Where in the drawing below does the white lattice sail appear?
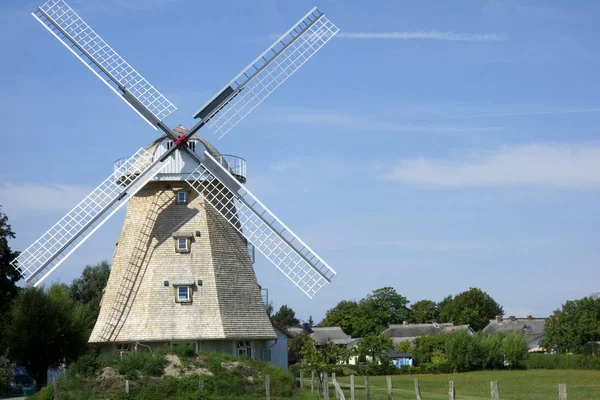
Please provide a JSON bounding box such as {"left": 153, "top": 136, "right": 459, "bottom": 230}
{"left": 33, "top": 0, "right": 177, "bottom": 127}
{"left": 187, "top": 152, "right": 336, "bottom": 298}
{"left": 193, "top": 7, "right": 339, "bottom": 138}
{"left": 12, "top": 149, "right": 170, "bottom": 287}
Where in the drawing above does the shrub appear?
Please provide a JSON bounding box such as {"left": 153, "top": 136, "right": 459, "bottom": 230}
{"left": 115, "top": 352, "right": 167, "bottom": 380}
{"left": 413, "top": 335, "right": 447, "bottom": 365}
{"left": 526, "top": 353, "right": 600, "bottom": 370}
{"left": 502, "top": 331, "right": 528, "bottom": 369}
{"left": 479, "top": 333, "right": 505, "bottom": 369}
{"left": 0, "top": 358, "right": 15, "bottom": 394}
{"left": 445, "top": 330, "right": 479, "bottom": 372}
{"left": 67, "top": 353, "right": 101, "bottom": 378}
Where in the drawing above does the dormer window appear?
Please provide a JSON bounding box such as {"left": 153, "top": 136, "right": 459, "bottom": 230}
{"left": 176, "top": 237, "right": 190, "bottom": 253}
{"left": 175, "top": 285, "right": 192, "bottom": 303}
{"left": 177, "top": 191, "right": 187, "bottom": 205}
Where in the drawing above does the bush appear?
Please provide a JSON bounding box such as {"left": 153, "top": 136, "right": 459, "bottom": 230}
{"left": 502, "top": 332, "right": 528, "bottom": 369}
{"left": 445, "top": 330, "right": 480, "bottom": 372}
{"left": 413, "top": 336, "right": 447, "bottom": 365}
{"left": 0, "top": 358, "right": 15, "bottom": 393}
{"left": 67, "top": 353, "right": 101, "bottom": 378}
{"left": 115, "top": 351, "right": 167, "bottom": 380}
{"left": 479, "top": 332, "right": 504, "bottom": 369}
{"left": 526, "top": 353, "right": 600, "bottom": 370}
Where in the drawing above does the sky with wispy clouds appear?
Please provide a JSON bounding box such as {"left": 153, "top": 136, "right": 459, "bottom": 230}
{"left": 1, "top": 0, "right": 600, "bottom": 324}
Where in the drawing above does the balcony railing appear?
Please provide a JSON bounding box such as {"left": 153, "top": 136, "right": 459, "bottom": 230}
{"left": 218, "top": 154, "right": 247, "bottom": 183}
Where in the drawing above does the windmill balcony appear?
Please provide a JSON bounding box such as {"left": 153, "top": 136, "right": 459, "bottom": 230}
{"left": 218, "top": 154, "right": 247, "bottom": 183}
{"left": 113, "top": 153, "right": 247, "bottom": 183}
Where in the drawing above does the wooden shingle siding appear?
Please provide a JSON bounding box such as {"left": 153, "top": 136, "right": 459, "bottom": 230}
{"left": 89, "top": 133, "right": 275, "bottom": 346}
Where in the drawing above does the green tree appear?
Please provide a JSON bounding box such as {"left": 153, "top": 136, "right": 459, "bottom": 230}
{"left": 411, "top": 299, "right": 438, "bottom": 323}
{"left": 438, "top": 288, "right": 504, "bottom": 331}
{"left": 307, "top": 315, "right": 315, "bottom": 328}
{"left": 502, "top": 331, "right": 528, "bottom": 369}
{"left": 298, "top": 337, "right": 346, "bottom": 394}
{"left": 353, "top": 287, "right": 411, "bottom": 337}
{"left": 542, "top": 295, "right": 600, "bottom": 354}
{"left": 0, "top": 207, "right": 20, "bottom": 353}
{"left": 356, "top": 334, "right": 393, "bottom": 364}
{"left": 68, "top": 261, "right": 111, "bottom": 332}
{"left": 5, "top": 284, "right": 88, "bottom": 384}
{"left": 445, "top": 330, "right": 479, "bottom": 372}
{"left": 288, "top": 331, "right": 312, "bottom": 365}
{"left": 272, "top": 304, "right": 300, "bottom": 328}
{"left": 318, "top": 300, "right": 359, "bottom": 336}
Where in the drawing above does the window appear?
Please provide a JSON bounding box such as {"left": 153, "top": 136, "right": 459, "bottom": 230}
{"left": 176, "top": 237, "right": 190, "bottom": 253}
{"left": 261, "top": 348, "right": 272, "bottom": 362}
{"left": 187, "top": 142, "right": 196, "bottom": 152}
{"left": 176, "top": 286, "right": 191, "bottom": 303}
{"left": 237, "top": 341, "right": 252, "bottom": 358}
{"left": 177, "top": 191, "right": 187, "bottom": 204}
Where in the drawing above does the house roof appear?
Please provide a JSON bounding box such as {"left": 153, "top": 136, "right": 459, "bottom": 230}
{"left": 331, "top": 338, "right": 360, "bottom": 346}
{"left": 288, "top": 326, "right": 351, "bottom": 343}
{"left": 482, "top": 317, "right": 547, "bottom": 349}
{"left": 382, "top": 323, "right": 470, "bottom": 338}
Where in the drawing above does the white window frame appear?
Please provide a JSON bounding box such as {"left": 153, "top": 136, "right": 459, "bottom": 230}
{"left": 175, "top": 237, "right": 190, "bottom": 253}
{"left": 237, "top": 340, "right": 252, "bottom": 358}
{"left": 177, "top": 190, "right": 187, "bottom": 204}
{"left": 175, "top": 285, "right": 192, "bottom": 303}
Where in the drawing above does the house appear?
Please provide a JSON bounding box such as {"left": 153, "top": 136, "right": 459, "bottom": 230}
{"left": 288, "top": 326, "right": 352, "bottom": 344}
{"left": 381, "top": 321, "right": 473, "bottom": 346}
{"left": 288, "top": 326, "right": 363, "bottom": 364}
{"left": 269, "top": 323, "right": 294, "bottom": 370}
{"left": 482, "top": 315, "right": 547, "bottom": 352}
{"left": 388, "top": 350, "right": 413, "bottom": 368}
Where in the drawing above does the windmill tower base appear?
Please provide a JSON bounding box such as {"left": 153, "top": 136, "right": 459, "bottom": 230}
{"left": 89, "top": 131, "right": 277, "bottom": 362}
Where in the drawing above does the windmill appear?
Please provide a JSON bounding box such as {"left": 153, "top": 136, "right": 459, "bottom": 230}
{"left": 11, "top": 0, "right": 339, "bottom": 356}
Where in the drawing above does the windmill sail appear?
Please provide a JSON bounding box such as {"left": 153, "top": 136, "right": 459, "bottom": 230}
{"left": 33, "top": 0, "right": 177, "bottom": 128}
{"left": 187, "top": 152, "right": 336, "bottom": 298}
{"left": 11, "top": 149, "right": 171, "bottom": 287}
{"left": 193, "top": 7, "right": 339, "bottom": 139}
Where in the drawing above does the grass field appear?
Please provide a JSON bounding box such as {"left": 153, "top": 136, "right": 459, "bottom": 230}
{"left": 301, "top": 370, "right": 600, "bottom": 400}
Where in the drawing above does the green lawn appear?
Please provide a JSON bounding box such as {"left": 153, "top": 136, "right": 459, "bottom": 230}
{"left": 301, "top": 370, "right": 600, "bottom": 400}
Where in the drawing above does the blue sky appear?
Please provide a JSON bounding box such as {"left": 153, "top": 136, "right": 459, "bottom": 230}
{"left": 1, "top": 0, "right": 600, "bottom": 324}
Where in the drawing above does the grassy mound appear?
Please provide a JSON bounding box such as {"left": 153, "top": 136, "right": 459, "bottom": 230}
{"left": 33, "top": 348, "right": 296, "bottom": 400}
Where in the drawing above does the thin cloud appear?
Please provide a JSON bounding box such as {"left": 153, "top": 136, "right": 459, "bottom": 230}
{"left": 270, "top": 161, "right": 298, "bottom": 172}
{"left": 387, "top": 143, "right": 600, "bottom": 189}
{"left": 262, "top": 106, "right": 502, "bottom": 134}
{"left": 0, "top": 183, "right": 92, "bottom": 213}
{"left": 337, "top": 31, "right": 508, "bottom": 42}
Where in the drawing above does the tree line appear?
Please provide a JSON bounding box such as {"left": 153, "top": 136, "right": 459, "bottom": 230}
{"left": 1, "top": 205, "right": 111, "bottom": 386}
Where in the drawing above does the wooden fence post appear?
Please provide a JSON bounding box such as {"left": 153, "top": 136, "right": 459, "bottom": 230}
{"left": 324, "top": 372, "right": 329, "bottom": 400}
{"left": 448, "top": 381, "right": 455, "bottom": 400}
{"left": 365, "top": 375, "right": 370, "bottom": 400}
{"left": 386, "top": 375, "right": 393, "bottom": 400}
{"left": 414, "top": 379, "right": 422, "bottom": 400}
{"left": 332, "top": 374, "right": 347, "bottom": 400}
{"left": 199, "top": 376, "right": 204, "bottom": 392}
{"left": 266, "top": 374, "right": 271, "bottom": 400}
{"left": 125, "top": 380, "right": 129, "bottom": 394}
{"left": 311, "top": 371, "right": 315, "bottom": 393}
{"left": 300, "top": 369, "right": 304, "bottom": 388}
{"left": 53, "top": 381, "right": 59, "bottom": 400}
{"left": 332, "top": 373, "right": 339, "bottom": 400}
{"left": 490, "top": 381, "right": 499, "bottom": 400}
{"left": 350, "top": 375, "right": 355, "bottom": 400}
{"left": 559, "top": 383, "right": 567, "bottom": 400}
